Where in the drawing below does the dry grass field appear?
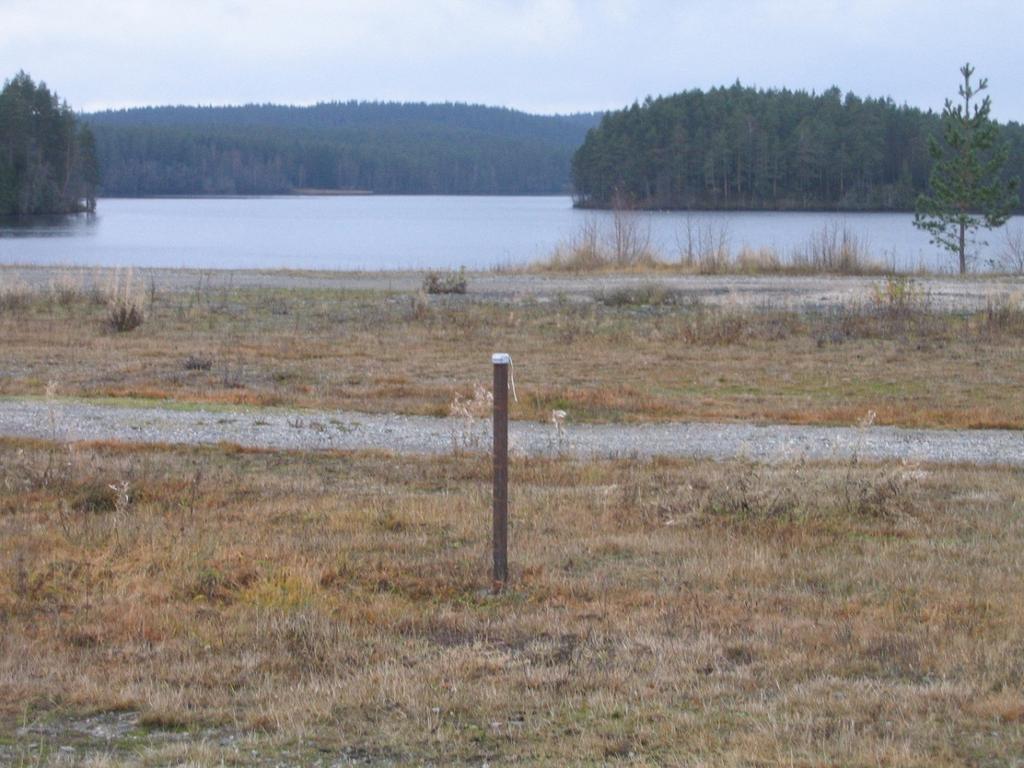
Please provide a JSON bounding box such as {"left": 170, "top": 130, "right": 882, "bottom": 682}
{"left": 2, "top": 270, "right": 1023, "bottom": 764}
{"left": 2, "top": 439, "right": 1024, "bottom": 765}
{"left": 1, "top": 274, "right": 1024, "bottom": 429}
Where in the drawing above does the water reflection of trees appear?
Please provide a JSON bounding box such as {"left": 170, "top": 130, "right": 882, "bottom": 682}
{"left": 0, "top": 212, "right": 97, "bottom": 238}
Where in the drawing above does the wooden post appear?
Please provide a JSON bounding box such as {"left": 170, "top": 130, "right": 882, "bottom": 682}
{"left": 492, "top": 352, "right": 509, "bottom": 589}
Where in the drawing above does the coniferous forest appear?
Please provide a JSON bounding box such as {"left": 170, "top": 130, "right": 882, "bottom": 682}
{"left": 86, "top": 103, "right": 600, "bottom": 196}
{"left": 0, "top": 72, "right": 99, "bottom": 215}
{"left": 7, "top": 73, "right": 1024, "bottom": 212}
{"left": 571, "top": 83, "right": 1024, "bottom": 211}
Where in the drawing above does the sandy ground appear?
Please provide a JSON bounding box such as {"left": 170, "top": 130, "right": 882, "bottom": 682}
{"left": 3, "top": 263, "right": 1024, "bottom": 310}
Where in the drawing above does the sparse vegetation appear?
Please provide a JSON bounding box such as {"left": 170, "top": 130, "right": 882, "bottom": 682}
{"left": 1, "top": 267, "right": 1023, "bottom": 763}
{"left": 1, "top": 439, "right": 1023, "bottom": 764}
{"left": 2, "top": 270, "right": 1024, "bottom": 429}
{"left": 791, "top": 220, "right": 885, "bottom": 273}
{"left": 677, "top": 214, "right": 733, "bottom": 272}
{"left": 541, "top": 216, "right": 606, "bottom": 271}
{"left": 543, "top": 208, "right": 659, "bottom": 271}
{"left": 870, "top": 275, "right": 926, "bottom": 315}
{"left": 539, "top": 217, "right": 889, "bottom": 275}
{"left": 607, "top": 199, "right": 657, "bottom": 267}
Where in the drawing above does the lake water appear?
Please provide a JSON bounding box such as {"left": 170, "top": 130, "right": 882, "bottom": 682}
{"left": 0, "top": 196, "right": 1018, "bottom": 272}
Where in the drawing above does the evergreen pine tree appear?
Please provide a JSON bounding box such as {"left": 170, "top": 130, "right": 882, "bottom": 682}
{"left": 914, "top": 63, "right": 1019, "bottom": 274}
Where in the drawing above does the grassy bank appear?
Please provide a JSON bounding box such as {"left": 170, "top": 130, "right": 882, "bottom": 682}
{"left": 2, "top": 273, "right": 1024, "bottom": 429}
{"left": 529, "top": 217, "right": 1024, "bottom": 276}
{"left": 533, "top": 218, "right": 897, "bottom": 275}
{"left": 2, "top": 439, "right": 1023, "bottom": 764}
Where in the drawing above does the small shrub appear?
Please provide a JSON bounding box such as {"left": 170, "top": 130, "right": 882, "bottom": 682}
{"left": 734, "top": 246, "right": 783, "bottom": 273}
{"left": 70, "top": 482, "right": 118, "bottom": 513}
{"left": 183, "top": 354, "right": 214, "bottom": 371}
{"left": 449, "top": 383, "right": 492, "bottom": 450}
{"left": 544, "top": 218, "right": 609, "bottom": 271}
{"left": 599, "top": 283, "right": 676, "bottom": 307}
{"left": 104, "top": 268, "right": 146, "bottom": 332}
{"left": 221, "top": 362, "right": 246, "bottom": 389}
{"left": 50, "top": 274, "right": 81, "bottom": 308}
{"left": 704, "top": 465, "right": 797, "bottom": 520}
{"left": 423, "top": 268, "right": 467, "bottom": 295}
{"left": 870, "top": 276, "right": 924, "bottom": 315}
{"left": 541, "top": 214, "right": 659, "bottom": 272}
{"left": 840, "top": 467, "right": 913, "bottom": 519}
{"left": 676, "top": 307, "right": 749, "bottom": 345}
{"left": 107, "top": 300, "right": 144, "bottom": 332}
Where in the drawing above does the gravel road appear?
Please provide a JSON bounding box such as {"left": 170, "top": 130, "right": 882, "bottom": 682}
{"left": 4, "top": 264, "right": 1024, "bottom": 311}
{"left": 2, "top": 398, "right": 1020, "bottom": 466}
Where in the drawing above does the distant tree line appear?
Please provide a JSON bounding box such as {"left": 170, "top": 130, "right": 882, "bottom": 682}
{"left": 571, "top": 83, "right": 1024, "bottom": 211}
{"left": 0, "top": 72, "right": 99, "bottom": 215}
{"left": 85, "top": 103, "right": 600, "bottom": 196}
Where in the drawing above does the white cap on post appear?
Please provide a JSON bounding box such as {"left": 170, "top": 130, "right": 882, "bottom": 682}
{"left": 491, "top": 353, "right": 511, "bottom": 365}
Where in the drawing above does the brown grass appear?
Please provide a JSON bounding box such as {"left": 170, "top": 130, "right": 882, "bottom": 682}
{"left": 1, "top": 438, "right": 1023, "bottom": 764}
{"left": 2, "top": 280, "right": 1023, "bottom": 430}
{"left": 533, "top": 218, "right": 893, "bottom": 276}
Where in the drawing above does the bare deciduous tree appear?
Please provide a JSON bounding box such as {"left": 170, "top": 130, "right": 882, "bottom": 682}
{"left": 676, "top": 214, "right": 731, "bottom": 273}
{"left": 608, "top": 192, "right": 653, "bottom": 267}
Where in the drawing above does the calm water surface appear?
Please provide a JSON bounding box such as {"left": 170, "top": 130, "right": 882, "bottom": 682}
{"left": 0, "top": 196, "right": 1017, "bottom": 272}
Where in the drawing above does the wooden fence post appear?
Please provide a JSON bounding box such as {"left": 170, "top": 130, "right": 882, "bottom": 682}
{"left": 492, "top": 352, "right": 509, "bottom": 589}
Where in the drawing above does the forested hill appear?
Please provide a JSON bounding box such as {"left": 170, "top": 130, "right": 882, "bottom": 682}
{"left": 85, "top": 103, "right": 601, "bottom": 196}
{"left": 571, "top": 84, "right": 1024, "bottom": 211}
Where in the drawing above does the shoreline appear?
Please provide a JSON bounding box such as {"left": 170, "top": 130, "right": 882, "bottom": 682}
{"left": 3, "top": 263, "right": 1023, "bottom": 312}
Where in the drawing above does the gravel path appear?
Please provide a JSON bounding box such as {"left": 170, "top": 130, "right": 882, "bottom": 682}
{"left": 4, "top": 264, "right": 1024, "bottom": 311}
{"left": 2, "top": 398, "right": 1021, "bottom": 466}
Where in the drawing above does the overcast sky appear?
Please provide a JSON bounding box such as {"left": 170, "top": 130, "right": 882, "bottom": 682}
{"left": 2, "top": 0, "right": 1022, "bottom": 121}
